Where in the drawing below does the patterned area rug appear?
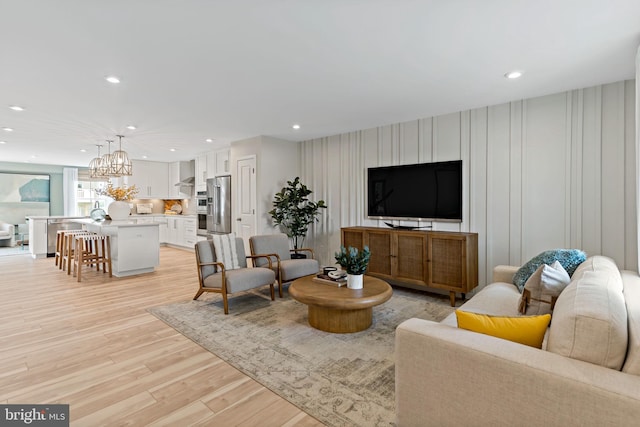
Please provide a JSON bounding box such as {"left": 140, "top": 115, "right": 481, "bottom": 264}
{"left": 149, "top": 285, "right": 454, "bottom": 427}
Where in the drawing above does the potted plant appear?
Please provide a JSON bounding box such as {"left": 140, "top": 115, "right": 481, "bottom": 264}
{"left": 334, "top": 245, "right": 371, "bottom": 289}
{"left": 95, "top": 182, "right": 138, "bottom": 220}
{"left": 269, "top": 177, "right": 327, "bottom": 257}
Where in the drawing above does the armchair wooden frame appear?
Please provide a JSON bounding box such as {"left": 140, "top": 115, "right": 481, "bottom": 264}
{"left": 194, "top": 251, "right": 275, "bottom": 314}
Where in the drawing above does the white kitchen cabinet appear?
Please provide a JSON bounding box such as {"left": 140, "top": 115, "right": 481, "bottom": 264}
{"left": 168, "top": 161, "right": 194, "bottom": 199}
{"left": 127, "top": 160, "right": 169, "bottom": 199}
{"left": 166, "top": 217, "right": 181, "bottom": 245}
{"left": 195, "top": 155, "right": 207, "bottom": 192}
{"left": 205, "top": 148, "right": 230, "bottom": 178}
{"left": 28, "top": 218, "right": 47, "bottom": 259}
{"left": 153, "top": 215, "right": 168, "bottom": 244}
{"left": 215, "top": 149, "right": 230, "bottom": 175}
{"left": 182, "top": 217, "right": 197, "bottom": 248}
{"left": 206, "top": 151, "right": 217, "bottom": 179}
{"left": 163, "top": 216, "right": 197, "bottom": 249}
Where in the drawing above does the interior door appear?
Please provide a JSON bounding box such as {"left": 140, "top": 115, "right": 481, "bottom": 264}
{"left": 236, "top": 156, "right": 257, "bottom": 250}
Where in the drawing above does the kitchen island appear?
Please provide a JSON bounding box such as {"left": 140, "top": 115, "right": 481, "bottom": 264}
{"left": 73, "top": 218, "right": 160, "bottom": 277}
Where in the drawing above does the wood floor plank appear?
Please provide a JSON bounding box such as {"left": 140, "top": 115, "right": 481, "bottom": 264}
{"left": 0, "top": 248, "right": 326, "bottom": 426}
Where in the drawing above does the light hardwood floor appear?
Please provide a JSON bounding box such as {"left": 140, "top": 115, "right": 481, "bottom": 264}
{"left": 0, "top": 248, "right": 325, "bottom": 426}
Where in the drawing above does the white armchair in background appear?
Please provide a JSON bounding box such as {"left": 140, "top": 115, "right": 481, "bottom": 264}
{"left": 0, "top": 222, "right": 15, "bottom": 247}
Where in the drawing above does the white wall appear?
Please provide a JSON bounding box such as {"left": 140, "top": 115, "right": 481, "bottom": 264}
{"left": 301, "top": 80, "right": 637, "bottom": 289}
{"left": 230, "top": 135, "right": 301, "bottom": 236}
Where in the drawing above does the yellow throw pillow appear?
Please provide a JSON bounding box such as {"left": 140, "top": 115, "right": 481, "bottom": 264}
{"left": 456, "top": 310, "right": 551, "bottom": 349}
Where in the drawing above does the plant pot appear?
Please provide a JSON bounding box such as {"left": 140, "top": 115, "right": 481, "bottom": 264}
{"left": 291, "top": 253, "right": 307, "bottom": 259}
{"left": 347, "top": 274, "right": 363, "bottom": 289}
{"left": 108, "top": 201, "right": 131, "bottom": 220}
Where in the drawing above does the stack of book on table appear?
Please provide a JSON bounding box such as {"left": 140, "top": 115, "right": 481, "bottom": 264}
{"left": 312, "top": 273, "right": 347, "bottom": 287}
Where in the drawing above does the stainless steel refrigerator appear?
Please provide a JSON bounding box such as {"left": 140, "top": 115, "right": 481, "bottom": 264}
{"left": 206, "top": 175, "right": 231, "bottom": 234}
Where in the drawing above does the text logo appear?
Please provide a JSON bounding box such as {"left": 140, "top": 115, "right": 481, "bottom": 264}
{"left": 1, "top": 405, "right": 69, "bottom": 426}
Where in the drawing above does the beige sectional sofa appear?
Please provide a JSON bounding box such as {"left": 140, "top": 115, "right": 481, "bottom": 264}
{"left": 396, "top": 255, "right": 640, "bottom": 426}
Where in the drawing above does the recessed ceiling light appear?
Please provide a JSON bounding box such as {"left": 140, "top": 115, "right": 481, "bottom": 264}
{"left": 0, "top": 141, "right": 6, "bottom": 144}
{"left": 9, "top": 105, "right": 24, "bottom": 111}
{"left": 31, "top": 155, "right": 37, "bottom": 159}
{"left": 105, "top": 76, "right": 121, "bottom": 84}
{"left": 292, "top": 124, "right": 301, "bottom": 130}
{"left": 142, "top": 155, "right": 148, "bottom": 159}
{"left": 205, "top": 138, "right": 213, "bottom": 143}
{"left": 80, "top": 149, "right": 87, "bottom": 153}
{"left": 170, "top": 148, "right": 176, "bottom": 152}
{"left": 2, "top": 127, "right": 13, "bottom": 132}
{"left": 504, "top": 71, "right": 523, "bottom": 79}
{"left": 126, "top": 125, "right": 137, "bottom": 130}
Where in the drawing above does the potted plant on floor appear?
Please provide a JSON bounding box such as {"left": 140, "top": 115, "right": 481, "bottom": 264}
{"left": 335, "top": 245, "right": 371, "bottom": 289}
{"left": 269, "top": 177, "right": 327, "bottom": 258}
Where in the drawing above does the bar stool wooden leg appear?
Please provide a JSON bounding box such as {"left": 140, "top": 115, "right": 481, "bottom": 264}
{"left": 55, "top": 230, "right": 64, "bottom": 268}
{"left": 75, "top": 237, "right": 82, "bottom": 282}
{"left": 74, "top": 235, "right": 112, "bottom": 282}
{"left": 105, "top": 236, "right": 112, "bottom": 277}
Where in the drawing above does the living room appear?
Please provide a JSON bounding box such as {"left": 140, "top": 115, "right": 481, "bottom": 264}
{"left": 1, "top": 1, "right": 640, "bottom": 426}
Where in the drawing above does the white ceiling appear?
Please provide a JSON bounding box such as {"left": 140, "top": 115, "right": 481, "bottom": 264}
{"left": 1, "top": 0, "right": 639, "bottom": 167}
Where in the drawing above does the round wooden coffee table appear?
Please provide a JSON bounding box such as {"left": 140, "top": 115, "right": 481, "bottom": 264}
{"left": 289, "top": 275, "right": 393, "bottom": 333}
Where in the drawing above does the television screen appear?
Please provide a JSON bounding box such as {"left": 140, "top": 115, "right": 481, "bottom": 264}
{"left": 367, "top": 160, "right": 462, "bottom": 222}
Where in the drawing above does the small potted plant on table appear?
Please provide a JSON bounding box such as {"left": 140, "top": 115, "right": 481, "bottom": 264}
{"left": 335, "top": 245, "right": 371, "bottom": 289}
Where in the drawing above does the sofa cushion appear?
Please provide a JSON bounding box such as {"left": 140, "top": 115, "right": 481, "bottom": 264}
{"left": 456, "top": 310, "right": 551, "bottom": 348}
{"left": 513, "top": 249, "right": 586, "bottom": 291}
{"left": 547, "top": 256, "right": 628, "bottom": 370}
{"left": 518, "top": 261, "right": 571, "bottom": 315}
{"left": 441, "top": 282, "right": 522, "bottom": 327}
{"left": 621, "top": 270, "right": 640, "bottom": 375}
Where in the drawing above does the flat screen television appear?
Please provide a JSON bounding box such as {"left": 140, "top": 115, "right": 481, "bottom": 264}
{"left": 367, "top": 160, "right": 462, "bottom": 223}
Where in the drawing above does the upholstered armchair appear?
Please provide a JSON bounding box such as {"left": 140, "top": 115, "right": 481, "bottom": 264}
{"left": 249, "top": 233, "right": 320, "bottom": 297}
{"left": 0, "top": 222, "right": 15, "bottom": 247}
{"left": 194, "top": 237, "right": 276, "bottom": 314}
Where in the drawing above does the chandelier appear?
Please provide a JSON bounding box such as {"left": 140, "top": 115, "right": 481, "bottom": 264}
{"left": 111, "top": 135, "right": 132, "bottom": 176}
{"left": 88, "top": 135, "right": 133, "bottom": 178}
{"left": 89, "top": 144, "right": 106, "bottom": 179}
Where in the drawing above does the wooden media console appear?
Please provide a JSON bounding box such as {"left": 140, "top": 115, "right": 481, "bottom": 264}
{"left": 341, "top": 227, "right": 478, "bottom": 306}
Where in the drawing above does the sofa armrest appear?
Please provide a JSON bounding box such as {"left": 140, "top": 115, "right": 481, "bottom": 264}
{"left": 492, "top": 264, "right": 519, "bottom": 283}
{"left": 396, "top": 318, "right": 640, "bottom": 427}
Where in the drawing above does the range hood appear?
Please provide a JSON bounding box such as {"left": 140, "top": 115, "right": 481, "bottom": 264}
{"left": 174, "top": 176, "right": 195, "bottom": 186}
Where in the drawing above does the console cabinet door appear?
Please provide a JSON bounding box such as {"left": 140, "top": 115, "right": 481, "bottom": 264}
{"left": 426, "top": 232, "right": 477, "bottom": 293}
{"left": 365, "top": 229, "right": 393, "bottom": 279}
{"left": 394, "top": 231, "right": 428, "bottom": 286}
{"left": 341, "top": 228, "right": 365, "bottom": 252}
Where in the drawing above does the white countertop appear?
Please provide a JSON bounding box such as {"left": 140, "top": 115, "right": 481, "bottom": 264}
{"left": 28, "top": 216, "right": 89, "bottom": 220}
{"left": 72, "top": 218, "right": 160, "bottom": 228}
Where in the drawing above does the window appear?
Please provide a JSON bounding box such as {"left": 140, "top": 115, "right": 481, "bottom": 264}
{"left": 76, "top": 170, "right": 111, "bottom": 216}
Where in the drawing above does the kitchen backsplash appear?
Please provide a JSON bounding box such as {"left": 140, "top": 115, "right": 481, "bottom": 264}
{"left": 130, "top": 197, "right": 195, "bottom": 215}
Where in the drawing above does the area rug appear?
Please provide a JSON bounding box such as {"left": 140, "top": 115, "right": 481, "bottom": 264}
{"left": 149, "top": 286, "right": 454, "bottom": 427}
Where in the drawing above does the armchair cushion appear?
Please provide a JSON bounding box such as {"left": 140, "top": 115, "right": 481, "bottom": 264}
{"left": 279, "top": 258, "right": 320, "bottom": 282}
{"left": 203, "top": 267, "right": 276, "bottom": 293}
{"left": 250, "top": 233, "right": 292, "bottom": 267}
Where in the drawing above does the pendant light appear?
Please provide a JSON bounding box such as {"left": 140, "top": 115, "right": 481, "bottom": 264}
{"left": 110, "top": 134, "right": 132, "bottom": 176}
{"left": 99, "top": 140, "right": 114, "bottom": 177}
{"left": 89, "top": 144, "right": 107, "bottom": 179}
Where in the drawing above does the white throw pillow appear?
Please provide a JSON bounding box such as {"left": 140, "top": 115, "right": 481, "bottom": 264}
{"left": 518, "top": 261, "right": 570, "bottom": 315}
{"left": 211, "top": 233, "right": 241, "bottom": 270}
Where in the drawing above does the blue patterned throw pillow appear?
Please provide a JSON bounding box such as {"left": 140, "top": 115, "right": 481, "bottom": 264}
{"left": 513, "top": 249, "right": 587, "bottom": 291}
